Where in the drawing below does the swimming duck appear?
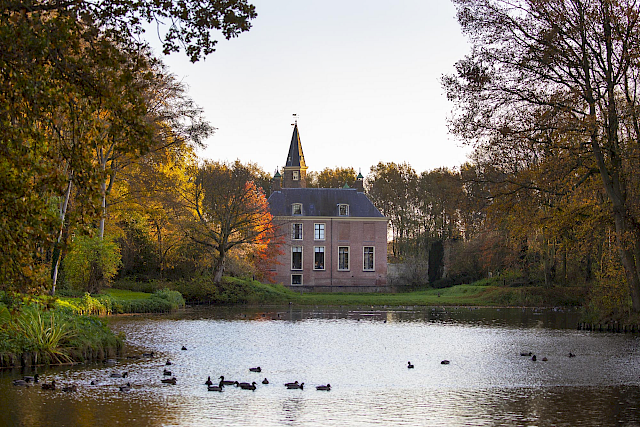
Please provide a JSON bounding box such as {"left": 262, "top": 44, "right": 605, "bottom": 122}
{"left": 208, "top": 383, "right": 224, "bottom": 392}
{"left": 12, "top": 379, "right": 28, "bottom": 386}
{"left": 239, "top": 381, "right": 257, "bottom": 390}
{"left": 286, "top": 382, "right": 304, "bottom": 390}
{"left": 219, "top": 376, "right": 236, "bottom": 385}
{"left": 23, "top": 374, "right": 39, "bottom": 383}
{"left": 520, "top": 352, "right": 532, "bottom": 356}
{"left": 316, "top": 384, "right": 331, "bottom": 391}
{"left": 249, "top": 367, "right": 261, "bottom": 372}
{"left": 142, "top": 352, "right": 155, "bottom": 357}
{"left": 165, "top": 359, "right": 172, "bottom": 366}
{"left": 161, "top": 377, "right": 177, "bottom": 385}
{"left": 181, "top": 346, "right": 187, "bottom": 351}
{"left": 284, "top": 381, "right": 299, "bottom": 387}
{"left": 568, "top": 352, "right": 576, "bottom": 358}
{"left": 407, "top": 361, "right": 414, "bottom": 369}
{"left": 531, "top": 355, "right": 537, "bottom": 361}
{"left": 205, "top": 376, "right": 213, "bottom": 386}
{"left": 119, "top": 382, "right": 131, "bottom": 392}
{"left": 62, "top": 384, "right": 77, "bottom": 392}
{"left": 441, "top": 360, "right": 450, "bottom": 365}
{"left": 41, "top": 380, "right": 56, "bottom": 390}
{"left": 163, "top": 369, "right": 172, "bottom": 376}
{"left": 110, "top": 371, "right": 128, "bottom": 378}
{"left": 262, "top": 378, "right": 269, "bottom": 384}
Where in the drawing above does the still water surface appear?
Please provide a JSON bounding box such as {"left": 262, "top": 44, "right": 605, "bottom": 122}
{"left": 2, "top": 306, "right": 640, "bottom": 426}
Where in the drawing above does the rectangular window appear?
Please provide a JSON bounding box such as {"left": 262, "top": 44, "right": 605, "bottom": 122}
{"left": 339, "top": 204, "right": 349, "bottom": 216}
{"left": 338, "top": 246, "right": 349, "bottom": 270}
{"left": 314, "top": 247, "right": 325, "bottom": 270}
{"left": 293, "top": 170, "right": 300, "bottom": 181}
{"left": 292, "top": 223, "right": 303, "bottom": 240}
{"left": 314, "top": 223, "right": 325, "bottom": 240}
{"left": 363, "top": 246, "right": 375, "bottom": 271}
{"left": 291, "top": 274, "right": 303, "bottom": 285}
{"left": 291, "top": 246, "right": 302, "bottom": 270}
{"left": 292, "top": 203, "right": 302, "bottom": 215}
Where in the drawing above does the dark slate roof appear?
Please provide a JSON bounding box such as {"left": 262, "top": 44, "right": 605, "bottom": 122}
{"left": 268, "top": 188, "right": 385, "bottom": 218}
{"left": 285, "top": 124, "right": 306, "bottom": 168}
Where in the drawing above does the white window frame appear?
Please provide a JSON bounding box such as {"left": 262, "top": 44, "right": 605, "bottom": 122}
{"left": 314, "top": 223, "right": 325, "bottom": 240}
{"left": 293, "top": 170, "right": 300, "bottom": 181}
{"left": 338, "top": 246, "right": 350, "bottom": 271}
{"left": 292, "top": 203, "right": 302, "bottom": 215}
{"left": 291, "top": 274, "right": 303, "bottom": 285}
{"left": 291, "top": 246, "right": 303, "bottom": 270}
{"left": 338, "top": 204, "right": 349, "bottom": 216}
{"left": 292, "top": 223, "right": 303, "bottom": 240}
{"left": 363, "top": 246, "right": 375, "bottom": 271}
{"left": 314, "top": 246, "right": 325, "bottom": 270}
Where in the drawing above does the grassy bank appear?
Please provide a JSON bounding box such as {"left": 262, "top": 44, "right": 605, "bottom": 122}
{"left": 290, "top": 284, "right": 587, "bottom": 307}
{"left": 56, "top": 289, "right": 185, "bottom": 315}
{"left": 112, "top": 276, "right": 587, "bottom": 308}
{"left": 0, "top": 293, "right": 124, "bottom": 368}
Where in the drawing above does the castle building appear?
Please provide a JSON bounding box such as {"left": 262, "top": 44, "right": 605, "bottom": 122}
{"left": 267, "top": 124, "right": 388, "bottom": 292}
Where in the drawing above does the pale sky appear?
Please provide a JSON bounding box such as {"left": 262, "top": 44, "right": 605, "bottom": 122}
{"left": 148, "top": 0, "right": 471, "bottom": 176}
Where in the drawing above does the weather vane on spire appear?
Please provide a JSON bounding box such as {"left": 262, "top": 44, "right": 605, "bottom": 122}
{"left": 292, "top": 113, "right": 298, "bottom": 126}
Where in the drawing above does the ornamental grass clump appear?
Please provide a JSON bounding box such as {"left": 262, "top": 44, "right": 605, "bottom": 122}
{"left": 14, "top": 307, "right": 76, "bottom": 365}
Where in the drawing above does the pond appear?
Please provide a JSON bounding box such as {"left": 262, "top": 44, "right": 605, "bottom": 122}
{"left": 2, "top": 306, "right": 640, "bottom": 426}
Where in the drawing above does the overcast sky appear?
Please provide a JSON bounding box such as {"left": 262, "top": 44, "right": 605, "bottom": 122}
{"left": 148, "top": 0, "right": 471, "bottom": 176}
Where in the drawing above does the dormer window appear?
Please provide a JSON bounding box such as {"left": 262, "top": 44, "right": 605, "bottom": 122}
{"left": 293, "top": 170, "right": 300, "bottom": 181}
{"left": 292, "top": 203, "right": 302, "bottom": 215}
{"left": 338, "top": 204, "right": 349, "bottom": 216}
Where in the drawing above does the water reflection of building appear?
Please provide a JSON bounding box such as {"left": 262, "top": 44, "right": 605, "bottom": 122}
{"left": 267, "top": 123, "right": 388, "bottom": 292}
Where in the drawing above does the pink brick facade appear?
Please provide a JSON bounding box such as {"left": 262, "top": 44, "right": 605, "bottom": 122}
{"left": 271, "top": 216, "right": 388, "bottom": 291}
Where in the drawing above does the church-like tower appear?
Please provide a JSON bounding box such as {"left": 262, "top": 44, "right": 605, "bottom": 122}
{"left": 282, "top": 123, "right": 308, "bottom": 188}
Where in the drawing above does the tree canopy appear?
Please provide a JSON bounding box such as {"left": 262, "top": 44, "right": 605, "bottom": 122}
{"left": 0, "top": 0, "right": 256, "bottom": 293}
{"left": 184, "top": 161, "right": 277, "bottom": 284}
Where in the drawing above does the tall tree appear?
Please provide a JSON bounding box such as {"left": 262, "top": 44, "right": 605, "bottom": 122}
{"left": 367, "top": 162, "right": 418, "bottom": 259}
{"left": 444, "top": 0, "right": 640, "bottom": 311}
{"left": 415, "top": 168, "right": 464, "bottom": 241}
{"left": 185, "top": 161, "right": 277, "bottom": 283}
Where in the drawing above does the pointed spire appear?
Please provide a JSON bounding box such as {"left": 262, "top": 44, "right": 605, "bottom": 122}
{"left": 285, "top": 123, "right": 306, "bottom": 168}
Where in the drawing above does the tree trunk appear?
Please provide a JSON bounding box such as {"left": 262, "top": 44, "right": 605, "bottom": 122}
{"left": 213, "top": 247, "right": 225, "bottom": 283}
{"left": 51, "top": 176, "right": 73, "bottom": 295}
{"left": 612, "top": 208, "right": 640, "bottom": 312}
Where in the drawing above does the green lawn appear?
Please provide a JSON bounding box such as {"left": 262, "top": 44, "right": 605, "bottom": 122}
{"left": 292, "top": 285, "right": 498, "bottom": 306}
{"left": 102, "top": 288, "right": 154, "bottom": 301}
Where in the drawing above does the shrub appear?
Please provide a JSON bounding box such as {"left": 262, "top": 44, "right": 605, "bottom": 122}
{"left": 153, "top": 289, "right": 185, "bottom": 309}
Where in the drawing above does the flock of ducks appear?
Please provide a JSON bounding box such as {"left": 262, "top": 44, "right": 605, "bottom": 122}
{"left": 12, "top": 346, "right": 577, "bottom": 393}
{"left": 519, "top": 351, "right": 576, "bottom": 361}
{"left": 11, "top": 349, "right": 331, "bottom": 393}
{"left": 203, "top": 369, "right": 331, "bottom": 392}
{"left": 11, "top": 374, "right": 75, "bottom": 392}
{"left": 155, "top": 351, "right": 332, "bottom": 392}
